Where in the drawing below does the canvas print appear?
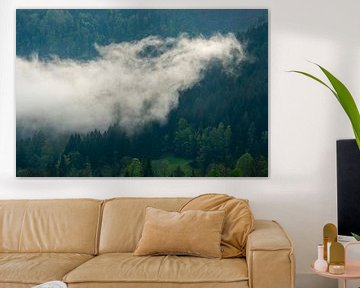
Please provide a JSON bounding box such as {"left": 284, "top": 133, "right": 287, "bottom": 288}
{"left": 16, "top": 9, "right": 268, "bottom": 177}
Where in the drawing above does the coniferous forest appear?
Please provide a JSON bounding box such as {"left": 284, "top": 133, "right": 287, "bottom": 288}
{"left": 16, "top": 9, "right": 268, "bottom": 177}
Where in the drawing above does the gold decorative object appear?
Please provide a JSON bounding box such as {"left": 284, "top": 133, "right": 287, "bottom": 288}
{"left": 329, "top": 242, "right": 345, "bottom": 265}
{"left": 328, "top": 264, "right": 345, "bottom": 275}
{"left": 329, "top": 242, "right": 345, "bottom": 275}
{"left": 323, "top": 223, "right": 337, "bottom": 261}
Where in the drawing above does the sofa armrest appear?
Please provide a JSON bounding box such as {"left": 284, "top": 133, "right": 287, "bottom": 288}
{"left": 246, "top": 220, "right": 295, "bottom": 288}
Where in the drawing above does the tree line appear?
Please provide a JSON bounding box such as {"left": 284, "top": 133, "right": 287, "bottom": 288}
{"left": 17, "top": 118, "right": 267, "bottom": 177}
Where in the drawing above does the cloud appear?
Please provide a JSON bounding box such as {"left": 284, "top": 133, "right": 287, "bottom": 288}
{"left": 16, "top": 33, "right": 245, "bottom": 135}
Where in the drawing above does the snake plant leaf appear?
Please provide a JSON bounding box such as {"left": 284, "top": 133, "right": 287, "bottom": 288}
{"left": 351, "top": 232, "right": 360, "bottom": 241}
{"left": 289, "top": 64, "right": 360, "bottom": 150}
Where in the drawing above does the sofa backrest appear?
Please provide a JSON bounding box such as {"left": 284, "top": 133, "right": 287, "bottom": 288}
{"left": 99, "top": 197, "right": 190, "bottom": 253}
{"left": 0, "top": 199, "right": 102, "bottom": 255}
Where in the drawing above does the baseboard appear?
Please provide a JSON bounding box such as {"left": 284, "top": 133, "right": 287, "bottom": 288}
{"left": 296, "top": 273, "right": 337, "bottom": 288}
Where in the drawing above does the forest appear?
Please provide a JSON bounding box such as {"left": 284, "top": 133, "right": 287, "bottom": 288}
{"left": 16, "top": 9, "right": 268, "bottom": 177}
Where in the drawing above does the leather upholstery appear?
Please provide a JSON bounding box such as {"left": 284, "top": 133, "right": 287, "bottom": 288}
{"left": 246, "top": 220, "right": 295, "bottom": 288}
{"left": 0, "top": 284, "right": 32, "bottom": 288}
{"left": 63, "top": 253, "right": 248, "bottom": 284}
{"left": 68, "top": 282, "right": 249, "bottom": 288}
{"left": 0, "top": 199, "right": 102, "bottom": 254}
{"left": 181, "top": 194, "right": 254, "bottom": 258}
{"left": 99, "top": 198, "right": 189, "bottom": 253}
{"left": 0, "top": 198, "right": 295, "bottom": 288}
{"left": 0, "top": 253, "right": 93, "bottom": 285}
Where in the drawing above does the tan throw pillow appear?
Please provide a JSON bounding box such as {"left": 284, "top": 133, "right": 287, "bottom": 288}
{"left": 181, "top": 193, "right": 254, "bottom": 258}
{"left": 134, "top": 207, "right": 225, "bottom": 258}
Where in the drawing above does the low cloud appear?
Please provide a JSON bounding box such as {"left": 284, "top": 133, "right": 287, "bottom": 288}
{"left": 16, "top": 33, "right": 245, "bottom": 135}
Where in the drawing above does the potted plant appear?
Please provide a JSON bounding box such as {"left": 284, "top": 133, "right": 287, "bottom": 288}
{"left": 290, "top": 63, "right": 360, "bottom": 240}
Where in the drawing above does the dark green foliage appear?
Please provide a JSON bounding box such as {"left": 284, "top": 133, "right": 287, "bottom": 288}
{"left": 174, "top": 118, "right": 197, "bottom": 158}
{"left": 235, "top": 153, "right": 254, "bottom": 176}
{"left": 196, "top": 122, "right": 232, "bottom": 172}
{"left": 16, "top": 120, "right": 267, "bottom": 177}
{"left": 16, "top": 9, "right": 267, "bottom": 60}
{"left": 16, "top": 10, "right": 268, "bottom": 177}
{"left": 173, "top": 166, "right": 185, "bottom": 177}
{"left": 207, "top": 164, "right": 226, "bottom": 177}
{"left": 143, "top": 159, "right": 154, "bottom": 177}
{"left": 126, "top": 158, "right": 143, "bottom": 177}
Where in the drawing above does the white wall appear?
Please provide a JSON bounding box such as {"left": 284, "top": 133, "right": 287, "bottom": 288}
{"left": 1, "top": 0, "right": 359, "bottom": 287}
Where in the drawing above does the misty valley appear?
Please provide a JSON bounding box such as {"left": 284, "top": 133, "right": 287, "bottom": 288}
{"left": 16, "top": 9, "right": 268, "bottom": 177}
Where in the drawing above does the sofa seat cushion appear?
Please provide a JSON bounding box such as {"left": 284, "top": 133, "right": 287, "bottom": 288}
{"left": 0, "top": 284, "right": 33, "bottom": 288}
{"left": 0, "top": 253, "right": 93, "bottom": 285}
{"left": 67, "top": 283, "right": 249, "bottom": 288}
{"left": 64, "top": 253, "right": 248, "bottom": 285}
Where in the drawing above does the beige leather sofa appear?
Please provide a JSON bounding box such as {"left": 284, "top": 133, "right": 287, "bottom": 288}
{"left": 0, "top": 198, "right": 295, "bottom": 288}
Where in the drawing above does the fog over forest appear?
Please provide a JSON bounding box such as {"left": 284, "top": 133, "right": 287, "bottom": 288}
{"left": 17, "top": 34, "right": 245, "bottom": 135}
{"left": 16, "top": 9, "right": 268, "bottom": 177}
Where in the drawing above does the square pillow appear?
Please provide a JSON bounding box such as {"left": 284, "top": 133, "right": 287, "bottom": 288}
{"left": 134, "top": 207, "right": 225, "bottom": 258}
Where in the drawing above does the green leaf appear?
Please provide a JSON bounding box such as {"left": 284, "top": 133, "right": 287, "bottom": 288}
{"left": 354, "top": 127, "right": 360, "bottom": 150}
{"left": 316, "top": 64, "right": 360, "bottom": 150}
{"left": 288, "top": 70, "right": 337, "bottom": 98}
{"left": 351, "top": 232, "right": 360, "bottom": 241}
{"left": 289, "top": 64, "right": 360, "bottom": 150}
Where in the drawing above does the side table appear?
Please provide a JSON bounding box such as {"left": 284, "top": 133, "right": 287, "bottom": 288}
{"left": 311, "top": 242, "right": 360, "bottom": 288}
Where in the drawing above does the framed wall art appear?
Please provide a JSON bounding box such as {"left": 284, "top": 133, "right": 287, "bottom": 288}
{"left": 16, "top": 9, "right": 268, "bottom": 177}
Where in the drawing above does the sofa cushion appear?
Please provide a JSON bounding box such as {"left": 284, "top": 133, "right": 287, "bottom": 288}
{"left": 134, "top": 207, "right": 225, "bottom": 258}
{"left": 181, "top": 194, "right": 254, "bottom": 258}
{"left": 0, "top": 199, "right": 103, "bottom": 254}
{"left": 0, "top": 253, "right": 93, "bottom": 285}
{"left": 67, "top": 282, "right": 249, "bottom": 288}
{"left": 99, "top": 198, "right": 190, "bottom": 253}
{"left": 63, "top": 253, "right": 248, "bottom": 284}
{"left": 0, "top": 284, "right": 33, "bottom": 288}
